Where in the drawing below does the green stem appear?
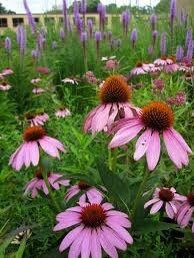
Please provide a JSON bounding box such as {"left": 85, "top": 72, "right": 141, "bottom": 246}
{"left": 108, "top": 149, "right": 117, "bottom": 172}
{"left": 132, "top": 164, "right": 150, "bottom": 217}
{"left": 42, "top": 170, "right": 61, "bottom": 213}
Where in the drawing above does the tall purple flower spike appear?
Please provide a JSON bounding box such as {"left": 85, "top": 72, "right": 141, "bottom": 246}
{"left": 62, "top": 0, "right": 68, "bottom": 31}
{"left": 87, "top": 19, "right": 93, "bottom": 38}
{"left": 160, "top": 32, "right": 167, "bottom": 56}
{"left": 5, "top": 37, "right": 11, "bottom": 53}
{"left": 17, "top": 25, "right": 27, "bottom": 55}
{"left": 185, "top": 28, "right": 192, "bottom": 49}
{"left": 23, "top": 0, "right": 36, "bottom": 33}
{"left": 80, "top": 0, "right": 87, "bottom": 14}
{"left": 59, "top": 28, "right": 65, "bottom": 41}
{"left": 186, "top": 40, "right": 194, "bottom": 63}
{"left": 150, "top": 13, "right": 157, "bottom": 31}
{"left": 176, "top": 46, "right": 184, "bottom": 62}
{"left": 131, "top": 28, "right": 137, "bottom": 48}
{"left": 170, "top": 0, "right": 176, "bottom": 33}
{"left": 122, "top": 10, "right": 130, "bottom": 36}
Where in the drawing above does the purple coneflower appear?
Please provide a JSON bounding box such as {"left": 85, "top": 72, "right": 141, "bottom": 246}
{"left": 2, "top": 67, "right": 14, "bottom": 76}
{"left": 9, "top": 126, "right": 65, "bottom": 171}
{"left": 53, "top": 200, "right": 133, "bottom": 256}
{"left": 32, "top": 87, "right": 45, "bottom": 95}
{"left": 65, "top": 181, "right": 104, "bottom": 203}
{"left": 0, "top": 82, "right": 12, "bottom": 91}
{"left": 84, "top": 75, "right": 140, "bottom": 134}
{"left": 144, "top": 187, "right": 186, "bottom": 219}
{"left": 109, "top": 101, "right": 192, "bottom": 171}
{"left": 55, "top": 107, "right": 71, "bottom": 118}
{"left": 24, "top": 171, "right": 69, "bottom": 198}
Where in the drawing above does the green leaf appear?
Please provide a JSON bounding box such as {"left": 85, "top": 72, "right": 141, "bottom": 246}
{"left": 97, "top": 160, "right": 131, "bottom": 207}
{"left": 15, "top": 238, "right": 27, "bottom": 258}
{"left": 134, "top": 218, "right": 179, "bottom": 234}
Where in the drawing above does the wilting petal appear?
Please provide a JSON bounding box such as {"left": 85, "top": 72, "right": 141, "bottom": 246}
{"left": 134, "top": 129, "right": 152, "bottom": 160}
{"left": 29, "top": 141, "right": 39, "bottom": 166}
{"left": 150, "top": 200, "right": 163, "bottom": 214}
{"left": 39, "top": 138, "right": 60, "bottom": 158}
{"left": 109, "top": 124, "right": 143, "bottom": 148}
{"left": 146, "top": 131, "right": 161, "bottom": 171}
{"left": 144, "top": 198, "right": 160, "bottom": 209}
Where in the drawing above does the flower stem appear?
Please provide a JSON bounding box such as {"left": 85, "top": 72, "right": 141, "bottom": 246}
{"left": 42, "top": 170, "right": 61, "bottom": 213}
{"left": 132, "top": 163, "right": 150, "bottom": 217}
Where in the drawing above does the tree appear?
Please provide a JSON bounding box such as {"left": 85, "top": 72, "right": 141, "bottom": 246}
{"left": 0, "top": 2, "right": 15, "bottom": 14}
{"left": 155, "top": 0, "right": 169, "bottom": 14}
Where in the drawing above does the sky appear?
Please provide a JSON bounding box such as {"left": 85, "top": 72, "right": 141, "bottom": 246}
{"left": 1, "top": 0, "right": 160, "bottom": 13}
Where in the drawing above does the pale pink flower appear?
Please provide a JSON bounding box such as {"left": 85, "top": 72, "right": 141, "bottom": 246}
{"left": 105, "top": 59, "right": 119, "bottom": 70}
{"left": 31, "top": 78, "right": 42, "bottom": 84}
{"left": 84, "top": 71, "right": 98, "bottom": 84}
{"left": 55, "top": 108, "right": 71, "bottom": 118}
{"left": 26, "top": 112, "right": 49, "bottom": 126}
{"left": 109, "top": 101, "right": 192, "bottom": 171}
{"left": 167, "top": 92, "right": 186, "bottom": 106}
{"left": 84, "top": 75, "right": 140, "bottom": 134}
{"left": 53, "top": 200, "right": 133, "bottom": 256}
{"left": 154, "top": 57, "right": 173, "bottom": 66}
{"left": 164, "top": 63, "right": 179, "bottom": 73}
{"left": 65, "top": 181, "right": 104, "bottom": 203}
{"left": 130, "top": 62, "right": 148, "bottom": 76}
{"left": 32, "top": 87, "right": 45, "bottom": 94}
{"left": 24, "top": 171, "right": 70, "bottom": 198}
{"left": 9, "top": 126, "right": 65, "bottom": 171}
{"left": 177, "top": 193, "right": 194, "bottom": 232}
{"left": 2, "top": 67, "right": 14, "bottom": 76}
{"left": 0, "top": 82, "right": 12, "bottom": 91}
{"left": 144, "top": 187, "right": 186, "bottom": 219}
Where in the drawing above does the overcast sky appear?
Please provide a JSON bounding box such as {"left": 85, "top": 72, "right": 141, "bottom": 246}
{"left": 1, "top": 0, "right": 160, "bottom": 13}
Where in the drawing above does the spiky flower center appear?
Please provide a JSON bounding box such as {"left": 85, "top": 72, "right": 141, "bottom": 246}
{"left": 2, "top": 82, "right": 7, "bottom": 86}
{"left": 99, "top": 75, "right": 131, "bottom": 104}
{"left": 23, "top": 126, "right": 45, "bottom": 142}
{"left": 136, "top": 62, "right": 143, "bottom": 67}
{"left": 187, "top": 193, "right": 194, "bottom": 207}
{"left": 159, "top": 188, "right": 174, "bottom": 202}
{"left": 141, "top": 101, "right": 174, "bottom": 131}
{"left": 35, "top": 170, "right": 50, "bottom": 179}
{"left": 161, "top": 56, "right": 167, "bottom": 60}
{"left": 78, "top": 181, "right": 90, "bottom": 190}
{"left": 81, "top": 204, "right": 106, "bottom": 228}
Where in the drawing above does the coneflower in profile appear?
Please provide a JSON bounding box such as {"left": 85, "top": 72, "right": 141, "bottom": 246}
{"left": 130, "top": 28, "right": 137, "bottom": 48}
{"left": 9, "top": 126, "right": 65, "bottom": 171}
{"left": 23, "top": 0, "right": 36, "bottom": 34}
{"left": 84, "top": 74, "right": 140, "bottom": 134}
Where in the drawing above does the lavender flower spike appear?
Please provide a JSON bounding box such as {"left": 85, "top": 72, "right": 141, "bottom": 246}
{"left": 152, "top": 30, "right": 158, "bottom": 47}
{"left": 5, "top": 37, "right": 11, "bottom": 53}
{"left": 17, "top": 25, "right": 27, "bottom": 55}
{"left": 62, "top": 0, "right": 68, "bottom": 31}
{"left": 186, "top": 40, "right": 194, "bottom": 63}
{"left": 170, "top": 0, "right": 176, "bottom": 33}
{"left": 80, "top": 0, "right": 87, "bottom": 14}
{"left": 87, "top": 19, "right": 93, "bottom": 38}
{"left": 59, "top": 28, "right": 65, "bottom": 41}
{"left": 130, "top": 28, "right": 137, "bottom": 48}
{"left": 80, "top": 31, "right": 87, "bottom": 42}
{"left": 176, "top": 46, "right": 184, "bottom": 62}
{"left": 150, "top": 13, "right": 157, "bottom": 31}
{"left": 95, "top": 31, "right": 102, "bottom": 57}
{"left": 73, "top": 0, "right": 79, "bottom": 17}
{"left": 160, "top": 32, "right": 167, "bottom": 56}
{"left": 23, "top": 0, "right": 36, "bottom": 33}
{"left": 185, "top": 28, "right": 192, "bottom": 49}
{"left": 122, "top": 10, "right": 130, "bottom": 36}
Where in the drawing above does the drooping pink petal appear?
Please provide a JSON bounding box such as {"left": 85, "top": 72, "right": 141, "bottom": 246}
{"left": 14, "top": 144, "right": 26, "bottom": 171}
{"left": 97, "top": 229, "right": 119, "bottom": 258}
{"left": 144, "top": 198, "right": 160, "bottom": 209}
{"left": 165, "top": 202, "right": 175, "bottom": 219}
{"left": 86, "top": 188, "right": 103, "bottom": 204}
{"left": 150, "top": 200, "right": 163, "bottom": 214}
{"left": 39, "top": 138, "right": 60, "bottom": 158}
{"left": 29, "top": 141, "right": 39, "bottom": 166}
{"left": 109, "top": 124, "right": 143, "bottom": 148}
{"left": 102, "top": 203, "right": 114, "bottom": 211}
{"left": 146, "top": 131, "right": 161, "bottom": 171}
{"left": 58, "top": 225, "right": 84, "bottom": 252}
{"left": 177, "top": 203, "right": 190, "bottom": 224}
{"left": 170, "top": 128, "right": 192, "bottom": 154}
{"left": 134, "top": 129, "right": 152, "bottom": 161}
{"left": 91, "top": 104, "right": 111, "bottom": 133}
{"left": 68, "top": 229, "right": 86, "bottom": 258}
{"left": 53, "top": 218, "right": 81, "bottom": 231}
{"left": 102, "top": 226, "right": 127, "bottom": 251}
{"left": 24, "top": 143, "right": 31, "bottom": 168}
{"left": 42, "top": 181, "right": 49, "bottom": 195}
{"left": 180, "top": 208, "right": 194, "bottom": 227}
{"left": 90, "top": 229, "right": 102, "bottom": 258}
{"left": 81, "top": 228, "right": 91, "bottom": 258}
{"left": 43, "top": 136, "right": 65, "bottom": 152}
{"left": 106, "top": 222, "right": 133, "bottom": 244}
{"left": 65, "top": 188, "right": 80, "bottom": 201}
{"left": 84, "top": 105, "right": 101, "bottom": 132}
